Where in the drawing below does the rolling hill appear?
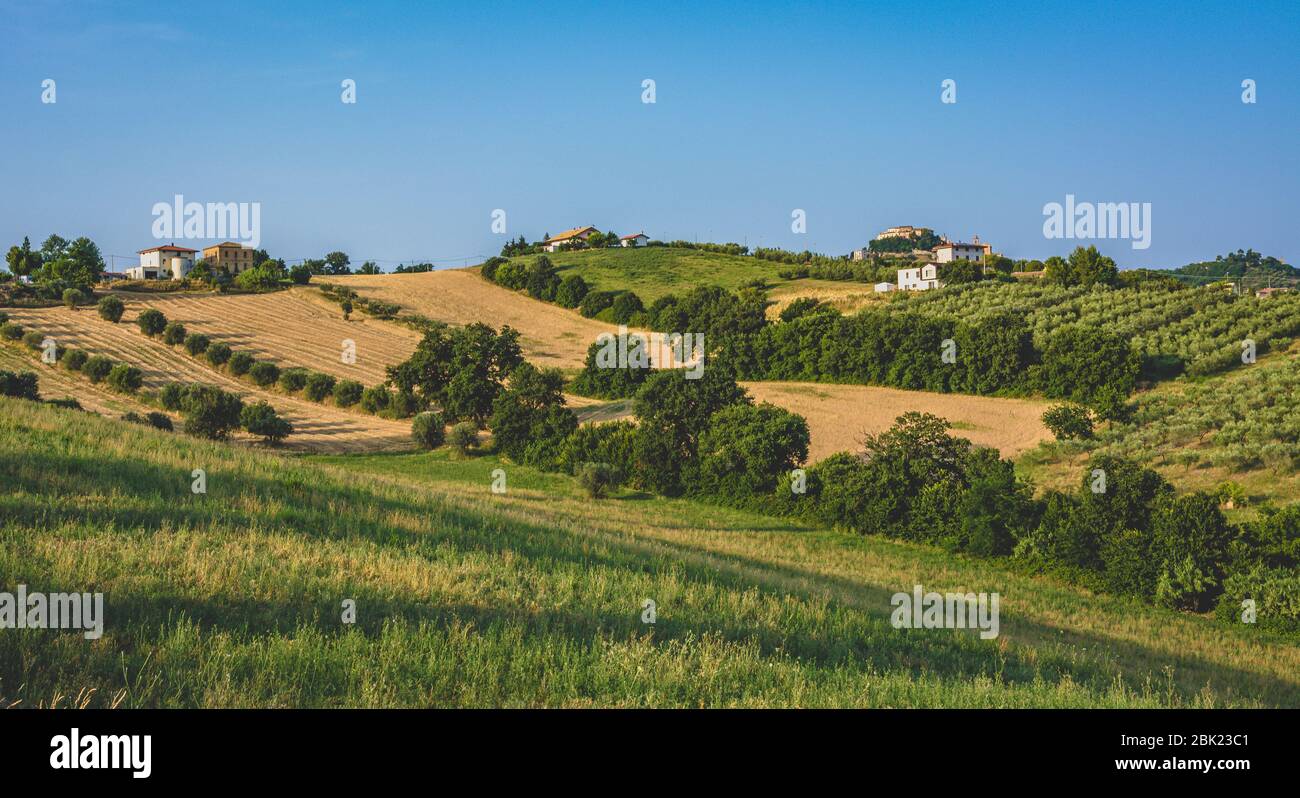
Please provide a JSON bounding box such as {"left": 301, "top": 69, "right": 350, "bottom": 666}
{"left": 3, "top": 396, "right": 1297, "bottom": 708}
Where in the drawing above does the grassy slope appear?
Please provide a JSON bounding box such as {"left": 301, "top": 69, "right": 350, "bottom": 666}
{"left": 3, "top": 398, "right": 1298, "bottom": 708}
{"left": 518, "top": 247, "right": 789, "bottom": 301}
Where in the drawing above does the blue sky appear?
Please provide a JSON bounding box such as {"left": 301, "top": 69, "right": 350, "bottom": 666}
{"left": 2, "top": 0, "right": 1296, "bottom": 271}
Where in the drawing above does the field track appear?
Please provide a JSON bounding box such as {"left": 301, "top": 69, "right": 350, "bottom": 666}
{"left": 2, "top": 305, "right": 414, "bottom": 453}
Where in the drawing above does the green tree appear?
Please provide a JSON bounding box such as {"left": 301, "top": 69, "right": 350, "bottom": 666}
{"left": 5, "top": 237, "right": 42, "bottom": 276}
{"left": 97, "top": 295, "right": 125, "bottom": 323}
{"left": 241, "top": 401, "right": 293, "bottom": 443}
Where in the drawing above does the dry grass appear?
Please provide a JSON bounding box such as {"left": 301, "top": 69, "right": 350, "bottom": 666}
{"left": 743, "top": 381, "right": 1054, "bottom": 462}
{"left": 330, "top": 269, "right": 618, "bottom": 369}
{"left": 3, "top": 305, "right": 414, "bottom": 454}
{"left": 766, "top": 279, "right": 888, "bottom": 319}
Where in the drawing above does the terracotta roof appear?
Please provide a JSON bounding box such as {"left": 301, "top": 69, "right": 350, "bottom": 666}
{"left": 204, "top": 241, "right": 246, "bottom": 249}
{"left": 544, "top": 226, "right": 598, "bottom": 243}
{"left": 138, "top": 244, "right": 198, "bottom": 254}
{"left": 620, "top": 232, "right": 647, "bottom": 240}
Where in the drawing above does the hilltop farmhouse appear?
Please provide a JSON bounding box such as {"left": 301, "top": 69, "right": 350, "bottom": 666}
{"left": 202, "top": 241, "right": 257, "bottom": 275}
{"left": 542, "top": 226, "right": 599, "bottom": 252}
{"left": 126, "top": 244, "right": 197, "bottom": 280}
{"left": 897, "top": 262, "right": 943, "bottom": 291}
{"left": 934, "top": 236, "right": 992, "bottom": 263}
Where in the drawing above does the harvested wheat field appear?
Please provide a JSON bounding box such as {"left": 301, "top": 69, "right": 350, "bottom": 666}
{"left": 112, "top": 288, "right": 422, "bottom": 384}
{"left": 743, "top": 381, "right": 1054, "bottom": 462}
{"left": 2, "top": 306, "right": 415, "bottom": 454}
{"left": 330, "top": 268, "right": 616, "bottom": 368}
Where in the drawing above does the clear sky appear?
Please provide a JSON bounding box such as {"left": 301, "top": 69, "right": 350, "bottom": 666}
{"left": 2, "top": 0, "right": 1296, "bottom": 271}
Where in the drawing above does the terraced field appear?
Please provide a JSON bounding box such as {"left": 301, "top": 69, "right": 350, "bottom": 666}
{"left": 2, "top": 305, "right": 414, "bottom": 453}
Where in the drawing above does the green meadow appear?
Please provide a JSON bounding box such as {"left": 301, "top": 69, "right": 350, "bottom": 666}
{"left": 515, "top": 247, "right": 787, "bottom": 301}
{"left": 3, "top": 398, "right": 1298, "bottom": 707}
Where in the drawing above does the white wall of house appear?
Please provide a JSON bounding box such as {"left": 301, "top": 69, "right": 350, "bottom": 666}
{"left": 137, "top": 250, "right": 195, "bottom": 280}
{"left": 934, "top": 244, "right": 986, "bottom": 263}
{"left": 621, "top": 234, "right": 648, "bottom": 247}
{"left": 898, "top": 263, "right": 942, "bottom": 291}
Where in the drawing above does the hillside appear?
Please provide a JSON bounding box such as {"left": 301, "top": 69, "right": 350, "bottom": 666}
{"left": 3, "top": 397, "right": 1298, "bottom": 708}
{"left": 516, "top": 246, "right": 788, "bottom": 302}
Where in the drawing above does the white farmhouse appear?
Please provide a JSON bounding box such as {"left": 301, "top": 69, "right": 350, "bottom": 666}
{"left": 933, "top": 236, "right": 991, "bottom": 263}
{"left": 620, "top": 232, "right": 649, "bottom": 247}
{"left": 542, "top": 226, "right": 599, "bottom": 252}
{"left": 127, "top": 244, "right": 198, "bottom": 280}
{"left": 897, "top": 262, "right": 942, "bottom": 292}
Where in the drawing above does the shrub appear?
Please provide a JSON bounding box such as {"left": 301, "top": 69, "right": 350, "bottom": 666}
{"left": 22, "top": 330, "right": 45, "bottom": 350}
{"left": 360, "top": 384, "right": 392, "bottom": 413}
{"left": 183, "top": 333, "right": 211, "bottom": 356}
{"left": 278, "top": 367, "right": 310, "bottom": 393}
{"left": 333, "top": 379, "right": 363, "bottom": 407}
{"left": 162, "top": 321, "right": 187, "bottom": 346}
{"left": 106, "top": 363, "right": 144, "bottom": 393}
{"left": 577, "top": 462, "right": 623, "bottom": 499}
{"left": 304, "top": 372, "right": 337, "bottom": 402}
{"left": 61, "top": 349, "right": 88, "bottom": 371}
{"left": 241, "top": 401, "right": 293, "bottom": 443}
{"left": 206, "top": 341, "right": 232, "bottom": 367}
{"left": 82, "top": 355, "right": 114, "bottom": 383}
{"left": 411, "top": 411, "right": 445, "bottom": 449}
{"left": 160, "top": 382, "right": 188, "bottom": 411}
{"left": 561, "top": 420, "right": 637, "bottom": 476}
{"left": 180, "top": 385, "right": 244, "bottom": 440}
{"left": 123, "top": 411, "right": 173, "bottom": 431}
{"left": 63, "top": 288, "right": 85, "bottom": 308}
{"left": 97, "top": 295, "right": 125, "bottom": 322}
{"left": 248, "top": 361, "right": 281, "bottom": 387}
{"left": 554, "top": 274, "right": 589, "bottom": 308}
{"left": 136, "top": 308, "right": 167, "bottom": 337}
{"left": 0, "top": 322, "right": 24, "bottom": 340}
{"left": 1216, "top": 566, "right": 1300, "bottom": 634}
{"left": 609, "top": 292, "right": 644, "bottom": 324}
{"left": 578, "top": 290, "right": 616, "bottom": 318}
{"left": 448, "top": 421, "right": 478, "bottom": 456}
{"left": 227, "top": 351, "right": 255, "bottom": 376}
{"left": 0, "top": 370, "right": 39, "bottom": 400}
{"left": 389, "top": 390, "right": 419, "bottom": 418}
{"left": 1042, "top": 404, "right": 1094, "bottom": 440}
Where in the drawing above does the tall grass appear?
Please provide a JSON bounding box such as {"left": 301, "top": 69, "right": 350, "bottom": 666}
{"left": 2, "top": 398, "right": 1297, "bottom": 707}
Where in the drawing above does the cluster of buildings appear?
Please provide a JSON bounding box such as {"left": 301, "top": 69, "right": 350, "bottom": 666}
{"left": 122, "top": 242, "right": 255, "bottom": 281}
{"left": 861, "top": 228, "right": 994, "bottom": 293}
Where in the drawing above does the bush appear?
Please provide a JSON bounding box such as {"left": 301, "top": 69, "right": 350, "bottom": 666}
{"left": 97, "top": 295, "right": 125, "bottom": 322}
{"left": 333, "top": 379, "right": 364, "bottom": 407}
{"left": 0, "top": 370, "right": 39, "bottom": 400}
{"left": 1042, "top": 404, "right": 1094, "bottom": 440}
{"left": 1216, "top": 566, "right": 1300, "bottom": 634}
{"left": 411, "top": 411, "right": 445, "bottom": 449}
{"left": 577, "top": 462, "right": 623, "bottom": 499}
{"left": 358, "top": 384, "right": 390, "bottom": 414}
{"left": 304, "top": 372, "right": 337, "bottom": 402}
{"left": 124, "top": 411, "right": 173, "bottom": 431}
{"left": 61, "top": 349, "right": 88, "bottom": 371}
{"left": 82, "top": 355, "right": 114, "bottom": 383}
{"left": 554, "top": 274, "right": 589, "bottom": 308}
{"left": 278, "top": 367, "right": 310, "bottom": 393}
{"left": 160, "top": 382, "right": 188, "bottom": 411}
{"left": 183, "top": 333, "right": 211, "bottom": 356}
{"left": 22, "top": 330, "right": 45, "bottom": 350}
{"left": 241, "top": 401, "right": 293, "bottom": 443}
{"left": 180, "top": 385, "right": 244, "bottom": 440}
{"left": 448, "top": 421, "right": 479, "bottom": 456}
{"left": 136, "top": 308, "right": 167, "bottom": 337}
{"left": 106, "top": 363, "right": 144, "bottom": 393}
{"left": 206, "top": 341, "right": 232, "bottom": 367}
{"left": 578, "top": 290, "right": 616, "bottom": 319}
{"left": 0, "top": 322, "right": 24, "bottom": 340}
{"left": 63, "top": 288, "right": 85, "bottom": 308}
{"left": 389, "top": 390, "right": 419, "bottom": 418}
{"left": 609, "top": 292, "right": 644, "bottom": 324}
{"left": 248, "top": 361, "right": 281, "bottom": 387}
{"left": 227, "top": 351, "right": 255, "bottom": 376}
{"left": 162, "top": 321, "right": 187, "bottom": 346}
